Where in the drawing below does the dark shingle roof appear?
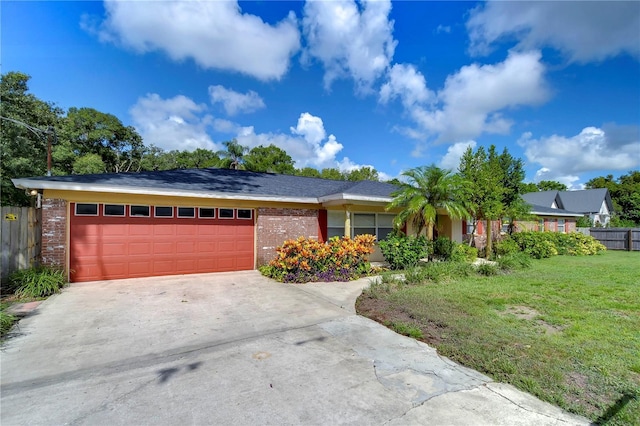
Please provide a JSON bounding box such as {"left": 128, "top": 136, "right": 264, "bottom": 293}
{"left": 557, "top": 188, "right": 611, "bottom": 213}
{"left": 522, "top": 191, "right": 560, "bottom": 208}
{"left": 14, "top": 168, "right": 399, "bottom": 200}
{"left": 527, "top": 204, "right": 583, "bottom": 217}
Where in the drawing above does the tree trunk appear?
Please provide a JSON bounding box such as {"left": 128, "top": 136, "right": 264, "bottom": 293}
{"left": 485, "top": 219, "right": 492, "bottom": 258}
{"left": 427, "top": 224, "right": 434, "bottom": 241}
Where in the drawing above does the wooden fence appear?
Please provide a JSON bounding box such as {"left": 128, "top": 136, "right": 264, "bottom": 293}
{"left": 1, "top": 207, "right": 42, "bottom": 283}
{"left": 589, "top": 228, "right": 640, "bottom": 251}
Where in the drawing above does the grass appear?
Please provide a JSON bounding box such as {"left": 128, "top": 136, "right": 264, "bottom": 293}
{"left": 0, "top": 303, "right": 17, "bottom": 338}
{"left": 357, "top": 251, "right": 640, "bottom": 425}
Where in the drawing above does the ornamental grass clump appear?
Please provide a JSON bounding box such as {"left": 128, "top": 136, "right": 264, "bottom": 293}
{"left": 261, "top": 234, "right": 376, "bottom": 283}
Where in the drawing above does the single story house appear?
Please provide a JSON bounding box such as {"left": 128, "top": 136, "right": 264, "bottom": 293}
{"left": 12, "top": 168, "right": 464, "bottom": 282}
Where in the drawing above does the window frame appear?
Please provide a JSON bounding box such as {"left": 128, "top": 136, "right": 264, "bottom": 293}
{"left": 177, "top": 207, "right": 196, "bottom": 218}
{"left": 557, "top": 218, "right": 565, "bottom": 233}
{"left": 237, "top": 209, "right": 253, "bottom": 220}
{"left": 130, "top": 205, "right": 151, "bottom": 217}
{"left": 103, "top": 204, "right": 125, "bottom": 217}
{"left": 154, "top": 206, "right": 174, "bottom": 218}
{"left": 74, "top": 203, "right": 99, "bottom": 216}
{"left": 198, "top": 208, "right": 216, "bottom": 219}
{"left": 218, "top": 208, "right": 234, "bottom": 219}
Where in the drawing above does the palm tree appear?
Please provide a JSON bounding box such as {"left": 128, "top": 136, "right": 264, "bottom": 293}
{"left": 387, "top": 165, "right": 470, "bottom": 240}
{"left": 217, "top": 139, "right": 247, "bottom": 170}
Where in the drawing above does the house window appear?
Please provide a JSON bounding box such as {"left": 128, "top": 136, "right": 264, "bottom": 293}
{"left": 199, "top": 208, "right": 216, "bottom": 219}
{"left": 104, "top": 204, "right": 125, "bottom": 216}
{"left": 327, "top": 211, "right": 345, "bottom": 239}
{"left": 466, "top": 219, "right": 477, "bottom": 235}
{"left": 75, "top": 203, "right": 98, "bottom": 216}
{"left": 353, "top": 213, "right": 376, "bottom": 237}
{"left": 237, "top": 209, "right": 252, "bottom": 220}
{"left": 219, "top": 208, "right": 234, "bottom": 219}
{"left": 177, "top": 207, "right": 195, "bottom": 218}
{"left": 539, "top": 219, "right": 544, "bottom": 232}
{"left": 377, "top": 214, "right": 395, "bottom": 240}
{"left": 558, "top": 218, "right": 565, "bottom": 233}
{"left": 154, "top": 206, "right": 173, "bottom": 218}
{"left": 130, "top": 205, "right": 150, "bottom": 217}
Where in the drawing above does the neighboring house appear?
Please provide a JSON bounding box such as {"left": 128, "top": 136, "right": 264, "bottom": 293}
{"left": 12, "top": 168, "right": 464, "bottom": 282}
{"left": 522, "top": 188, "right": 614, "bottom": 227}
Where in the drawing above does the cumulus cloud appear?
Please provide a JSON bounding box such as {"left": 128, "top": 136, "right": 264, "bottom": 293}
{"left": 130, "top": 93, "right": 217, "bottom": 152}
{"left": 381, "top": 51, "right": 548, "bottom": 146}
{"left": 466, "top": 1, "right": 640, "bottom": 62}
{"left": 302, "top": 0, "right": 397, "bottom": 91}
{"left": 379, "top": 63, "right": 434, "bottom": 108}
{"left": 235, "top": 112, "right": 344, "bottom": 169}
{"left": 520, "top": 125, "right": 640, "bottom": 186}
{"left": 209, "top": 85, "right": 265, "bottom": 116}
{"left": 85, "top": 1, "right": 300, "bottom": 80}
{"left": 439, "top": 141, "right": 477, "bottom": 171}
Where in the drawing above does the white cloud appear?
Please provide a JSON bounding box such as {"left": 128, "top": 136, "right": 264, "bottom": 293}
{"left": 436, "top": 25, "right": 451, "bottom": 34}
{"left": 129, "top": 93, "right": 217, "bottom": 152}
{"left": 235, "top": 112, "right": 344, "bottom": 169}
{"left": 382, "top": 51, "right": 549, "bottom": 146}
{"left": 302, "top": 0, "right": 397, "bottom": 91}
{"left": 336, "top": 157, "right": 392, "bottom": 181}
{"left": 520, "top": 126, "right": 640, "bottom": 185}
{"left": 439, "top": 141, "right": 477, "bottom": 171}
{"left": 87, "top": 1, "right": 300, "bottom": 80}
{"left": 379, "top": 63, "right": 434, "bottom": 108}
{"left": 209, "top": 85, "right": 265, "bottom": 116}
{"left": 467, "top": 1, "right": 640, "bottom": 62}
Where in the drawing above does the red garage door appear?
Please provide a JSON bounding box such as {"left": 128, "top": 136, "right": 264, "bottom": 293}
{"left": 70, "top": 203, "right": 254, "bottom": 282}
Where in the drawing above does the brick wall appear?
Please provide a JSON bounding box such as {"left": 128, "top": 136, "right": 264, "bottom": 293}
{"left": 41, "top": 198, "right": 67, "bottom": 269}
{"left": 256, "top": 207, "right": 320, "bottom": 266}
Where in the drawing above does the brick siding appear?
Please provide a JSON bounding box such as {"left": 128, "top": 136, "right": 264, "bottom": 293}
{"left": 41, "top": 198, "right": 67, "bottom": 269}
{"left": 256, "top": 207, "right": 320, "bottom": 266}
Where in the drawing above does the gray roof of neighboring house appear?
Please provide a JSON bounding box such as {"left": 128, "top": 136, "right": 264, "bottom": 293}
{"left": 522, "top": 191, "right": 562, "bottom": 209}
{"left": 526, "top": 204, "right": 583, "bottom": 217}
{"left": 557, "top": 188, "right": 612, "bottom": 214}
{"left": 12, "top": 168, "right": 400, "bottom": 202}
{"left": 522, "top": 188, "right": 612, "bottom": 216}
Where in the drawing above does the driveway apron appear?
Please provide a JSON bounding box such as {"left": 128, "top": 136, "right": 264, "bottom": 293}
{"left": 1, "top": 271, "right": 588, "bottom": 425}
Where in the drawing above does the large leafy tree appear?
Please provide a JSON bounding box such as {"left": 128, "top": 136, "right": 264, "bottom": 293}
{"left": 346, "top": 166, "right": 379, "bottom": 182}
{"left": 458, "top": 146, "right": 503, "bottom": 251}
{"left": 57, "top": 107, "right": 144, "bottom": 174}
{"left": 387, "top": 165, "right": 469, "bottom": 240}
{"left": 244, "top": 144, "right": 295, "bottom": 174}
{"left": 1, "top": 72, "right": 63, "bottom": 205}
{"left": 537, "top": 180, "right": 568, "bottom": 191}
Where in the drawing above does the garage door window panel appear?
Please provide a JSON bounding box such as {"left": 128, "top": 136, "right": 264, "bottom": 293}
{"left": 199, "top": 208, "right": 216, "bottom": 219}
{"left": 219, "top": 208, "right": 234, "bottom": 219}
{"left": 154, "top": 206, "right": 174, "bottom": 218}
{"left": 75, "top": 203, "right": 98, "bottom": 216}
{"left": 237, "top": 209, "right": 252, "bottom": 220}
{"left": 178, "top": 207, "right": 195, "bottom": 218}
{"left": 131, "top": 205, "right": 150, "bottom": 217}
{"left": 104, "top": 204, "right": 125, "bottom": 217}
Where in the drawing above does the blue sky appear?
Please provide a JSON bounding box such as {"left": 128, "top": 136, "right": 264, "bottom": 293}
{"left": 3, "top": 0, "right": 639, "bottom": 188}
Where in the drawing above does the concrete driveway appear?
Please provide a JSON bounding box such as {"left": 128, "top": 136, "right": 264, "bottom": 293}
{"left": 1, "top": 271, "right": 588, "bottom": 425}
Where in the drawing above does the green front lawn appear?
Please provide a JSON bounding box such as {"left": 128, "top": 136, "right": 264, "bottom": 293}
{"left": 357, "top": 251, "right": 640, "bottom": 425}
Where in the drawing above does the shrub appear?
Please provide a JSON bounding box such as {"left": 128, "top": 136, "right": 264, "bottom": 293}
{"left": 496, "top": 252, "right": 532, "bottom": 271}
{"left": 0, "top": 306, "right": 16, "bottom": 337}
{"left": 262, "top": 234, "right": 376, "bottom": 283}
{"left": 511, "top": 231, "right": 605, "bottom": 258}
{"left": 576, "top": 216, "right": 592, "bottom": 228}
{"left": 8, "top": 267, "right": 67, "bottom": 298}
{"left": 433, "top": 237, "right": 456, "bottom": 261}
{"left": 494, "top": 238, "right": 520, "bottom": 257}
{"left": 451, "top": 243, "right": 478, "bottom": 262}
{"left": 476, "top": 262, "right": 499, "bottom": 276}
{"left": 379, "top": 232, "right": 431, "bottom": 269}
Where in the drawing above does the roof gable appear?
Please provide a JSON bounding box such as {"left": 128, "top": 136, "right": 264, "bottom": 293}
{"left": 557, "top": 188, "right": 612, "bottom": 214}
{"left": 522, "top": 191, "right": 562, "bottom": 209}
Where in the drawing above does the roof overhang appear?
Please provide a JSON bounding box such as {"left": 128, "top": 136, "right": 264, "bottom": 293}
{"left": 530, "top": 210, "right": 584, "bottom": 218}
{"left": 12, "top": 178, "right": 393, "bottom": 206}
